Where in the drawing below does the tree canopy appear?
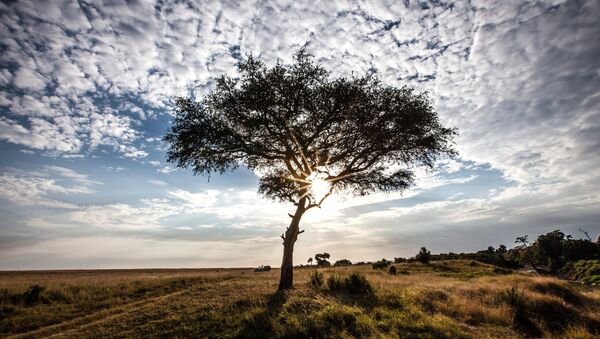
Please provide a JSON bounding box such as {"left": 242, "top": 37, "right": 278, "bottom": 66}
{"left": 165, "top": 50, "right": 457, "bottom": 208}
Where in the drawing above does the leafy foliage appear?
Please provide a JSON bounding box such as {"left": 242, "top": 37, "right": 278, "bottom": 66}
{"left": 165, "top": 50, "right": 457, "bottom": 206}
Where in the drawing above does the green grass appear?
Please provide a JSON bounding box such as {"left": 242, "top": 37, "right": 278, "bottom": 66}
{"left": 561, "top": 260, "right": 600, "bottom": 285}
{"left": 1, "top": 261, "right": 599, "bottom": 338}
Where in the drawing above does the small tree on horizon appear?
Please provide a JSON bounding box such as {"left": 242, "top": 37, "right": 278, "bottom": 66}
{"left": 164, "top": 50, "right": 456, "bottom": 290}
{"left": 315, "top": 252, "right": 331, "bottom": 267}
{"left": 416, "top": 247, "right": 432, "bottom": 264}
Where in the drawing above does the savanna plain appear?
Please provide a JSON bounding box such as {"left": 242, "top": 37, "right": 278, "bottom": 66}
{"left": 1, "top": 260, "right": 600, "bottom": 338}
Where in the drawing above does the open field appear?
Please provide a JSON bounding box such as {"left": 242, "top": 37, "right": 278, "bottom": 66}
{"left": 2, "top": 261, "right": 600, "bottom": 338}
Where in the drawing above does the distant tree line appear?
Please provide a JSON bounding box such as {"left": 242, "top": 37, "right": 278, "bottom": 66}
{"left": 291, "top": 228, "right": 599, "bottom": 277}
{"left": 390, "top": 228, "right": 599, "bottom": 273}
{"left": 508, "top": 229, "right": 600, "bottom": 273}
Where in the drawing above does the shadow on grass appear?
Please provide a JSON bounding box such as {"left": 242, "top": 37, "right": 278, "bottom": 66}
{"left": 236, "top": 291, "right": 287, "bottom": 339}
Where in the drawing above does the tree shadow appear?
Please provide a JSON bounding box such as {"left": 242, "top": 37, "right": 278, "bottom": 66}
{"left": 235, "top": 291, "right": 287, "bottom": 338}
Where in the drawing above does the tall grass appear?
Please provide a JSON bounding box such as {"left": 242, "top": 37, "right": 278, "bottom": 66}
{"left": 1, "top": 261, "right": 599, "bottom": 338}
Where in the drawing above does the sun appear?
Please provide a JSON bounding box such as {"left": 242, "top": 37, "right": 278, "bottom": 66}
{"left": 307, "top": 171, "right": 331, "bottom": 201}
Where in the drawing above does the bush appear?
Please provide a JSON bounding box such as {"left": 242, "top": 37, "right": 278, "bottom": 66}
{"left": 388, "top": 266, "right": 397, "bottom": 275}
{"left": 309, "top": 271, "right": 324, "bottom": 289}
{"left": 371, "top": 259, "right": 391, "bottom": 269}
{"left": 333, "top": 259, "right": 352, "bottom": 267}
{"left": 416, "top": 247, "right": 432, "bottom": 264}
{"left": 327, "top": 273, "right": 373, "bottom": 295}
{"left": 21, "top": 285, "right": 44, "bottom": 307}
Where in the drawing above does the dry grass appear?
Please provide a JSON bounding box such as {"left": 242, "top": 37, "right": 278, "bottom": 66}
{"left": 1, "top": 261, "right": 599, "bottom": 338}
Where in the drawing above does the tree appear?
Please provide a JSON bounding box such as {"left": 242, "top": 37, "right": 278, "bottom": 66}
{"left": 578, "top": 227, "right": 592, "bottom": 241}
{"left": 315, "top": 253, "right": 331, "bottom": 267}
{"left": 515, "top": 235, "right": 529, "bottom": 248}
{"left": 533, "top": 230, "right": 565, "bottom": 272}
{"left": 496, "top": 245, "right": 508, "bottom": 255}
{"left": 307, "top": 257, "right": 313, "bottom": 266}
{"left": 416, "top": 247, "right": 432, "bottom": 264}
{"left": 563, "top": 239, "right": 599, "bottom": 262}
{"left": 164, "top": 50, "right": 457, "bottom": 290}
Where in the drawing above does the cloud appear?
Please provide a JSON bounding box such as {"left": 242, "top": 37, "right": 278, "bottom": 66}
{"left": 0, "top": 168, "right": 95, "bottom": 209}
{"left": 45, "top": 165, "right": 102, "bottom": 185}
{"left": 0, "top": 116, "right": 82, "bottom": 152}
{"left": 158, "top": 165, "right": 176, "bottom": 174}
{"left": 68, "top": 199, "right": 178, "bottom": 230}
{"left": 13, "top": 67, "right": 46, "bottom": 91}
{"left": 0, "top": 236, "right": 260, "bottom": 269}
{"left": 148, "top": 179, "right": 168, "bottom": 186}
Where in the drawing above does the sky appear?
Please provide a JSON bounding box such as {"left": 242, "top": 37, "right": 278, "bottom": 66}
{"left": 0, "top": 0, "right": 599, "bottom": 269}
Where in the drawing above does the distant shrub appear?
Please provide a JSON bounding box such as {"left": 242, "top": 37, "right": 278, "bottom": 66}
{"left": 394, "top": 257, "right": 406, "bottom": 263}
{"left": 371, "top": 259, "right": 391, "bottom": 269}
{"left": 254, "top": 265, "right": 271, "bottom": 272}
{"left": 309, "top": 271, "right": 324, "bottom": 289}
{"left": 416, "top": 247, "right": 431, "bottom": 264}
{"left": 388, "top": 266, "right": 397, "bottom": 275}
{"left": 21, "top": 285, "right": 44, "bottom": 307}
{"left": 334, "top": 259, "right": 352, "bottom": 267}
{"left": 327, "top": 273, "right": 373, "bottom": 295}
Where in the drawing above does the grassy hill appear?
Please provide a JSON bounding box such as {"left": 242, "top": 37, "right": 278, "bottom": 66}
{"left": 1, "top": 260, "right": 600, "bottom": 338}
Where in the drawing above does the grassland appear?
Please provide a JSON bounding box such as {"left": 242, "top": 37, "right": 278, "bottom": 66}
{"left": 1, "top": 260, "right": 600, "bottom": 338}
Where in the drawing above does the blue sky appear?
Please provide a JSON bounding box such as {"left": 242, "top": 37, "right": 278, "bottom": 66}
{"left": 0, "top": 0, "right": 599, "bottom": 269}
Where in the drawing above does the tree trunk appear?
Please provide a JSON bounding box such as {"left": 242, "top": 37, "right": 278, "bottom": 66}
{"left": 278, "top": 197, "right": 306, "bottom": 290}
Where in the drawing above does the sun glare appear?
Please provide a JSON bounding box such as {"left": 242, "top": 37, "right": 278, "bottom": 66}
{"left": 307, "top": 172, "right": 331, "bottom": 201}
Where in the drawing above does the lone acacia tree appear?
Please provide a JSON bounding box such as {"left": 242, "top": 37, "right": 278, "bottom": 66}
{"left": 164, "top": 51, "right": 456, "bottom": 290}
